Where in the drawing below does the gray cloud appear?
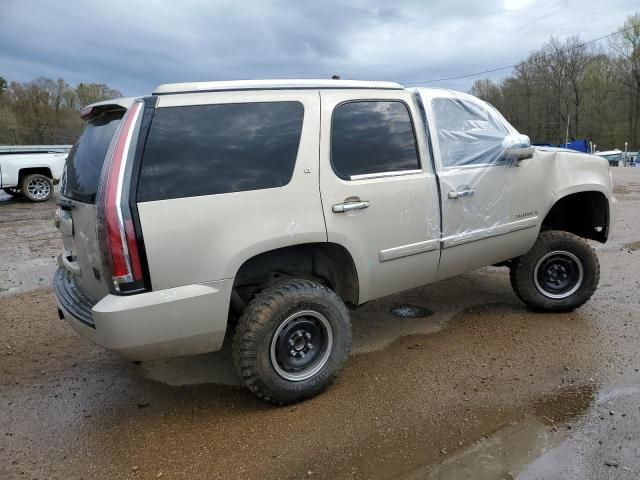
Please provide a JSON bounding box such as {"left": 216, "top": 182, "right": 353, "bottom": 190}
{"left": 0, "top": 0, "right": 637, "bottom": 95}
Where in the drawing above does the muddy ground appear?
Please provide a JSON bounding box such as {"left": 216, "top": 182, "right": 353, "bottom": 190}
{"left": 1, "top": 169, "right": 640, "bottom": 479}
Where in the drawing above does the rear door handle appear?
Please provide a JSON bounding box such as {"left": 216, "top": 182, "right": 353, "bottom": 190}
{"left": 448, "top": 188, "right": 475, "bottom": 199}
{"left": 332, "top": 200, "right": 370, "bottom": 213}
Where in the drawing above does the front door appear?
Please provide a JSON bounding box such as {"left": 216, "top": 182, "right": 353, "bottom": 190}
{"left": 418, "top": 89, "right": 541, "bottom": 280}
{"left": 319, "top": 90, "right": 441, "bottom": 303}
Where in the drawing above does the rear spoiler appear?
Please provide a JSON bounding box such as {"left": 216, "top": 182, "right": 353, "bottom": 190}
{"left": 80, "top": 97, "right": 137, "bottom": 121}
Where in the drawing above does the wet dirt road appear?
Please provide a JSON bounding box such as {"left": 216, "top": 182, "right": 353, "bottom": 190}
{"left": 1, "top": 169, "right": 640, "bottom": 479}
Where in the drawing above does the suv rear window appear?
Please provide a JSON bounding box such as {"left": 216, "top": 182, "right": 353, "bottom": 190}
{"left": 62, "top": 109, "right": 124, "bottom": 203}
{"left": 137, "top": 101, "right": 304, "bottom": 202}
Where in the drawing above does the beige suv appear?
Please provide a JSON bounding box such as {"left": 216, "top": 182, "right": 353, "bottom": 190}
{"left": 54, "top": 79, "right": 615, "bottom": 404}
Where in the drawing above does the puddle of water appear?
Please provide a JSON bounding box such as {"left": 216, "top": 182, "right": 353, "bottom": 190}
{"left": 596, "top": 386, "right": 640, "bottom": 403}
{"left": 531, "top": 384, "right": 595, "bottom": 425}
{"left": 419, "top": 419, "right": 558, "bottom": 480}
{"left": 398, "top": 385, "right": 596, "bottom": 480}
{"left": 390, "top": 305, "right": 434, "bottom": 319}
{"left": 140, "top": 348, "right": 241, "bottom": 386}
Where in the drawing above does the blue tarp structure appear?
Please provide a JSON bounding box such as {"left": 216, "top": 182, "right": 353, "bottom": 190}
{"left": 558, "top": 139, "right": 589, "bottom": 153}
{"left": 533, "top": 139, "right": 589, "bottom": 153}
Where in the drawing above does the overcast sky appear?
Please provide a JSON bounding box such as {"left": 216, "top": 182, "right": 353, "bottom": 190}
{"left": 0, "top": 0, "right": 637, "bottom": 96}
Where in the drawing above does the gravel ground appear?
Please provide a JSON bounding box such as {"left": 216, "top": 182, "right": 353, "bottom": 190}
{"left": 0, "top": 168, "right": 639, "bottom": 479}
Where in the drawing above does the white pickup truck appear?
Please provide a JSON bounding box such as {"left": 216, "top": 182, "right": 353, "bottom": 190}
{"left": 0, "top": 145, "right": 70, "bottom": 202}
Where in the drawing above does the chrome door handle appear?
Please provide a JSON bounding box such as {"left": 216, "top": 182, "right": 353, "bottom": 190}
{"left": 332, "top": 200, "right": 370, "bottom": 213}
{"left": 448, "top": 188, "right": 475, "bottom": 199}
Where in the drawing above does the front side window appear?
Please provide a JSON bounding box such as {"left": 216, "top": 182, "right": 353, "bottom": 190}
{"left": 331, "top": 101, "right": 420, "bottom": 179}
{"left": 138, "top": 101, "right": 304, "bottom": 202}
{"left": 432, "top": 98, "right": 509, "bottom": 168}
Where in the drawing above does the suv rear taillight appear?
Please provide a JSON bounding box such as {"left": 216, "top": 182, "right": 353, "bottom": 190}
{"left": 96, "top": 100, "right": 145, "bottom": 294}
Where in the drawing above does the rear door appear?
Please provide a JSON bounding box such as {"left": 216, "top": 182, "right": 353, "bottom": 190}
{"left": 58, "top": 102, "right": 131, "bottom": 301}
{"left": 319, "top": 90, "right": 441, "bottom": 303}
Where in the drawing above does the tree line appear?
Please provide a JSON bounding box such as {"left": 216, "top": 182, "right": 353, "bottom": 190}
{"left": 0, "top": 77, "right": 121, "bottom": 145}
{"left": 470, "top": 13, "right": 640, "bottom": 151}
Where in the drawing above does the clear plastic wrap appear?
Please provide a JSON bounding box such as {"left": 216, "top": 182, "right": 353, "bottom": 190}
{"left": 431, "top": 96, "right": 515, "bottom": 168}
{"left": 411, "top": 88, "right": 533, "bottom": 244}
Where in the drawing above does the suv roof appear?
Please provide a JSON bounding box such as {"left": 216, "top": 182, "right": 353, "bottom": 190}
{"left": 153, "top": 79, "right": 404, "bottom": 95}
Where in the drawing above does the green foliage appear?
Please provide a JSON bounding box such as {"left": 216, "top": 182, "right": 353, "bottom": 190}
{"left": 470, "top": 13, "right": 639, "bottom": 150}
{"left": 0, "top": 77, "right": 122, "bottom": 145}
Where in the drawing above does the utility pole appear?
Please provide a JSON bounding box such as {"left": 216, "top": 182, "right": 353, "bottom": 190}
{"left": 564, "top": 114, "right": 570, "bottom": 148}
{"left": 624, "top": 141, "right": 628, "bottom": 166}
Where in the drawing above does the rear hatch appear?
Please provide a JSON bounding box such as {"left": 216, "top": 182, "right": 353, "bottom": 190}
{"left": 58, "top": 99, "right": 133, "bottom": 302}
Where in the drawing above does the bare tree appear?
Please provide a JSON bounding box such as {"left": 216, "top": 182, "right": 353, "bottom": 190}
{"left": 0, "top": 77, "right": 121, "bottom": 145}
{"left": 469, "top": 13, "right": 640, "bottom": 150}
{"left": 470, "top": 78, "right": 502, "bottom": 106}
{"left": 610, "top": 13, "right": 640, "bottom": 148}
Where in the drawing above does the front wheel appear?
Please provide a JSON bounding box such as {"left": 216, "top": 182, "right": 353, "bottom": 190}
{"left": 233, "top": 279, "right": 352, "bottom": 404}
{"left": 510, "top": 231, "right": 600, "bottom": 312}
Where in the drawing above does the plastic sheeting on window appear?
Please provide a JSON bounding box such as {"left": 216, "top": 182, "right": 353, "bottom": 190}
{"left": 411, "top": 88, "right": 534, "bottom": 243}
{"left": 431, "top": 97, "right": 517, "bottom": 168}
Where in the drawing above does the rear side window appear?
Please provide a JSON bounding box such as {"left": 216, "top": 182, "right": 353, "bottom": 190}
{"left": 137, "top": 101, "right": 304, "bottom": 202}
{"left": 62, "top": 109, "right": 124, "bottom": 203}
{"left": 331, "top": 101, "right": 419, "bottom": 179}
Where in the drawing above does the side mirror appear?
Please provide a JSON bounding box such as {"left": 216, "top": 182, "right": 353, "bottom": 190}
{"left": 502, "top": 134, "right": 534, "bottom": 161}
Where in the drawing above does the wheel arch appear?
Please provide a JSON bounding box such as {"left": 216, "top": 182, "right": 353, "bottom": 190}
{"left": 19, "top": 167, "right": 54, "bottom": 183}
{"left": 232, "top": 242, "right": 360, "bottom": 310}
{"left": 541, "top": 189, "right": 610, "bottom": 243}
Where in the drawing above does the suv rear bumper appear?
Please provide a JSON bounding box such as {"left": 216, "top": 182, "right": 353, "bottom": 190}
{"left": 54, "top": 267, "right": 96, "bottom": 327}
{"left": 53, "top": 267, "right": 233, "bottom": 360}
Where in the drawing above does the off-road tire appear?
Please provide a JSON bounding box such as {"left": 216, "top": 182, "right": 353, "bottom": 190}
{"left": 510, "top": 230, "right": 599, "bottom": 312}
{"left": 2, "top": 187, "right": 21, "bottom": 197}
{"left": 233, "top": 279, "right": 352, "bottom": 405}
{"left": 21, "top": 174, "right": 53, "bottom": 202}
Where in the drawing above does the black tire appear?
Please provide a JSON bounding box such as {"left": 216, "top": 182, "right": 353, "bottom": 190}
{"left": 510, "top": 230, "right": 599, "bottom": 312}
{"left": 2, "top": 187, "right": 21, "bottom": 197}
{"left": 233, "top": 279, "right": 352, "bottom": 405}
{"left": 21, "top": 174, "right": 53, "bottom": 202}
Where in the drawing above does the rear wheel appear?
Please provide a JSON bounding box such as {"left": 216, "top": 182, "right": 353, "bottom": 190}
{"left": 233, "top": 279, "right": 352, "bottom": 404}
{"left": 510, "top": 230, "right": 599, "bottom": 312}
{"left": 21, "top": 174, "right": 53, "bottom": 202}
{"left": 2, "top": 187, "right": 21, "bottom": 196}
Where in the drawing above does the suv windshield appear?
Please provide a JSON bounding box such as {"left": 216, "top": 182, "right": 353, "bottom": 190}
{"left": 62, "top": 109, "right": 124, "bottom": 203}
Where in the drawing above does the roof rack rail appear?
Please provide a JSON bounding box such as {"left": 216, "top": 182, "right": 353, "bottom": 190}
{"left": 153, "top": 79, "right": 404, "bottom": 95}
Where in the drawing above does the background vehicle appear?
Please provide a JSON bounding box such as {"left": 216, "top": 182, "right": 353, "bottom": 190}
{"left": 594, "top": 149, "right": 623, "bottom": 166}
{"left": 0, "top": 145, "right": 70, "bottom": 201}
{"left": 625, "top": 151, "right": 637, "bottom": 166}
{"left": 53, "top": 80, "right": 615, "bottom": 404}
